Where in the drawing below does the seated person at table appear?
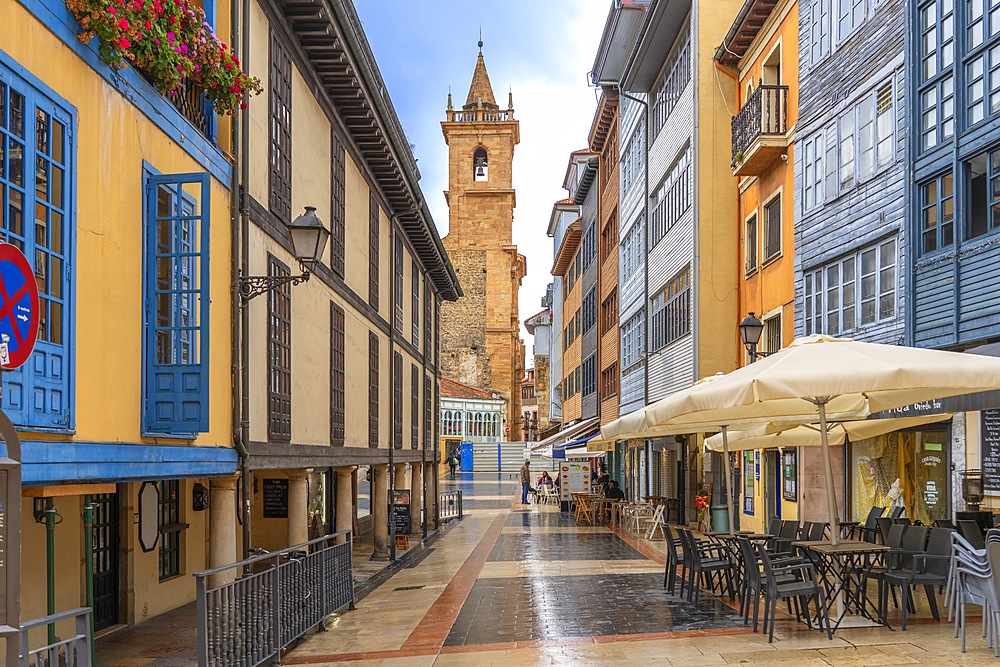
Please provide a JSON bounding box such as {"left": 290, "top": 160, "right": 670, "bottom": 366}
{"left": 537, "top": 471, "right": 554, "bottom": 487}
{"left": 604, "top": 480, "right": 626, "bottom": 500}
{"left": 596, "top": 471, "right": 610, "bottom": 487}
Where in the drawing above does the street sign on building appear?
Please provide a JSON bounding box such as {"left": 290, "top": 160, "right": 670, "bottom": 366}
{"left": 0, "top": 243, "right": 40, "bottom": 369}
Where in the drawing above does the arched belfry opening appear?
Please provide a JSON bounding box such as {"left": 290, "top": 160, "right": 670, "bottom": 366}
{"left": 474, "top": 148, "right": 489, "bottom": 182}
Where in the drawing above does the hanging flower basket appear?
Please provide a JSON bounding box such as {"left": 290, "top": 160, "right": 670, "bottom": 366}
{"left": 66, "top": 0, "right": 262, "bottom": 115}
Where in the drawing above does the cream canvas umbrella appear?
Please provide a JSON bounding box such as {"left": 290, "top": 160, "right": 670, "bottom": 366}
{"left": 601, "top": 373, "right": 870, "bottom": 536}
{"left": 703, "top": 413, "right": 954, "bottom": 452}
{"left": 636, "top": 335, "right": 1000, "bottom": 545}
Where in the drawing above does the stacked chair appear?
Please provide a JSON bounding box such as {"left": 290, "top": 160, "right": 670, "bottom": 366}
{"left": 949, "top": 528, "right": 1000, "bottom": 655}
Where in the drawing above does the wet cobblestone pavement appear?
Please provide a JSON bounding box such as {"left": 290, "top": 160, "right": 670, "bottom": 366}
{"left": 283, "top": 472, "right": 973, "bottom": 666}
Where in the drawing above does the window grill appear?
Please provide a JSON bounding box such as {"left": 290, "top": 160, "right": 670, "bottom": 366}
{"left": 158, "top": 480, "right": 181, "bottom": 580}
{"left": 331, "top": 303, "right": 345, "bottom": 446}
{"left": 268, "top": 256, "right": 292, "bottom": 442}
{"left": 331, "top": 133, "right": 346, "bottom": 277}
{"left": 268, "top": 32, "right": 292, "bottom": 222}
{"left": 368, "top": 332, "right": 379, "bottom": 447}
{"left": 369, "top": 193, "right": 380, "bottom": 309}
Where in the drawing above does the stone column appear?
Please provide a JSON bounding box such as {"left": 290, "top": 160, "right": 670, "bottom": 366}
{"left": 208, "top": 475, "right": 239, "bottom": 589}
{"left": 410, "top": 463, "right": 424, "bottom": 535}
{"left": 371, "top": 464, "right": 390, "bottom": 560}
{"left": 287, "top": 471, "right": 309, "bottom": 547}
{"left": 423, "top": 462, "right": 436, "bottom": 530}
{"left": 394, "top": 463, "right": 407, "bottom": 490}
{"left": 335, "top": 466, "right": 355, "bottom": 545}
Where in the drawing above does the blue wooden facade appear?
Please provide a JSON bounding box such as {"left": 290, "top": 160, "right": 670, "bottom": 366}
{"left": 794, "top": 0, "right": 907, "bottom": 347}
{"left": 908, "top": 0, "right": 1000, "bottom": 349}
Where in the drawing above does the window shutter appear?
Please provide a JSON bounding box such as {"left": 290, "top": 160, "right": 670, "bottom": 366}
{"left": 824, "top": 123, "right": 838, "bottom": 201}
{"left": 144, "top": 172, "right": 210, "bottom": 433}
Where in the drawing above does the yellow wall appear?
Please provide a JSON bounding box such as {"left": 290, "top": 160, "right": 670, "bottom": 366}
{"left": 695, "top": 0, "right": 742, "bottom": 380}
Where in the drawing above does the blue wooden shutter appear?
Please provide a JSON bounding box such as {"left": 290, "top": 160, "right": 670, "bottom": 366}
{"left": 0, "top": 67, "right": 74, "bottom": 430}
{"left": 144, "top": 172, "right": 210, "bottom": 433}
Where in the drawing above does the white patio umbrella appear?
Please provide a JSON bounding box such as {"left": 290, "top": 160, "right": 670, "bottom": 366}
{"left": 703, "top": 413, "right": 954, "bottom": 452}
{"left": 614, "top": 335, "right": 1000, "bottom": 545}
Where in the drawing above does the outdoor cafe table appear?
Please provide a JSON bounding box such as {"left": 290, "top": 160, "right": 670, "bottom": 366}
{"left": 792, "top": 539, "right": 890, "bottom": 631}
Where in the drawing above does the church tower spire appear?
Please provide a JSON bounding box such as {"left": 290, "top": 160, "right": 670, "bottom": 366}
{"left": 464, "top": 48, "right": 498, "bottom": 110}
{"left": 439, "top": 46, "right": 526, "bottom": 439}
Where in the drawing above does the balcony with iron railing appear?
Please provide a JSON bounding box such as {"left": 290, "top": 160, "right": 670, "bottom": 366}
{"left": 731, "top": 83, "right": 788, "bottom": 177}
{"left": 167, "top": 79, "right": 217, "bottom": 141}
{"left": 445, "top": 109, "right": 515, "bottom": 123}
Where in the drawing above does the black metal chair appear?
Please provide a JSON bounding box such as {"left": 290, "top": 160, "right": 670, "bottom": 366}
{"left": 861, "top": 506, "right": 886, "bottom": 543}
{"left": 676, "top": 527, "right": 735, "bottom": 603}
{"left": 771, "top": 520, "right": 800, "bottom": 555}
{"left": 890, "top": 505, "right": 905, "bottom": 520}
{"left": 879, "top": 527, "right": 952, "bottom": 629}
{"left": 863, "top": 523, "right": 907, "bottom": 613}
{"left": 735, "top": 537, "right": 764, "bottom": 630}
{"left": 876, "top": 516, "right": 893, "bottom": 545}
{"left": 662, "top": 523, "right": 684, "bottom": 596}
{"left": 755, "top": 542, "right": 832, "bottom": 643}
{"left": 933, "top": 519, "right": 956, "bottom": 530}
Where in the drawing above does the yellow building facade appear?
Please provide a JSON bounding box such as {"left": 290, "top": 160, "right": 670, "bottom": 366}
{"left": 4, "top": 0, "right": 238, "bottom": 645}
{"left": 716, "top": 0, "right": 800, "bottom": 532}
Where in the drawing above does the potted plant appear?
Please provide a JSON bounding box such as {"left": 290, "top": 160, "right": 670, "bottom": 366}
{"left": 66, "top": 0, "right": 261, "bottom": 114}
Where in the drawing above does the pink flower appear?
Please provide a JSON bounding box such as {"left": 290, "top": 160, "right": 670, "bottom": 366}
{"left": 166, "top": 31, "right": 174, "bottom": 41}
{"left": 117, "top": 18, "right": 129, "bottom": 30}
{"left": 180, "top": 43, "right": 188, "bottom": 54}
{"left": 176, "top": 64, "right": 183, "bottom": 72}
{"left": 154, "top": 38, "right": 160, "bottom": 44}
{"left": 144, "top": 20, "right": 150, "bottom": 29}
{"left": 107, "top": 5, "right": 116, "bottom": 14}
{"left": 118, "top": 37, "right": 130, "bottom": 48}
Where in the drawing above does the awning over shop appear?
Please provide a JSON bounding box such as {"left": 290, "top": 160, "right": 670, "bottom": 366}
{"left": 552, "top": 433, "right": 600, "bottom": 460}
{"left": 530, "top": 417, "right": 600, "bottom": 454}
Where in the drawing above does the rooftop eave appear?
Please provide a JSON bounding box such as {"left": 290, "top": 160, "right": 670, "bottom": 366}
{"left": 283, "top": 0, "right": 461, "bottom": 300}
{"left": 572, "top": 158, "right": 600, "bottom": 205}
{"left": 547, "top": 201, "right": 580, "bottom": 237}
{"left": 714, "top": 0, "right": 780, "bottom": 67}
{"left": 589, "top": 91, "right": 619, "bottom": 153}
{"left": 591, "top": 0, "right": 650, "bottom": 86}
{"left": 551, "top": 219, "right": 583, "bottom": 276}
{"left": 622, "top": 0, "right": 690, "bottom": 92}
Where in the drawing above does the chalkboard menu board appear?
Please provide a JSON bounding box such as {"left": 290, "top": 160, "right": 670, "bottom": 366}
{"left": 263, "top": 478, "right": 289, "bottom": 518}
{"left": 392, "top": 489, "right": 411, "bottom": 535}
{"left": 983, "top": 410, "right": 1000, "bottom": 492}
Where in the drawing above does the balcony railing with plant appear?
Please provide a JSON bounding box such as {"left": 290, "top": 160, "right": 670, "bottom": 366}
{"left": 67, "top": 0, "right": 262, "bottom": 134}
{"left": 731, "top": 83, "right": 788, "bottom": 165}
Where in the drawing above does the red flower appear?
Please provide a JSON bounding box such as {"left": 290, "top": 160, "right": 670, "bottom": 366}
{"left": 117, "top": 18, "right": 129, "bottom": 30}
{"left": 118, "top": 37, "right": 131, "bottom": 48}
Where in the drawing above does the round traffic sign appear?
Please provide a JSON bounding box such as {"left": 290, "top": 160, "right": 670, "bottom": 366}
{"left": 0, "top": 243, "right": 40, "bottom": 369}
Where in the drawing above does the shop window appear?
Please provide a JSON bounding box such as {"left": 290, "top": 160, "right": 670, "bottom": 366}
{"left": 743, "top": 451, "right": 755, "bottom": 514}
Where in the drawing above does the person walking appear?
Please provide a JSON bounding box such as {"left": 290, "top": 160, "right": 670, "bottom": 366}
{"left": 520, "top": 460, "right": 535, "bottom": 504}
{"left": 448, "top": 452, "right": 458, "bottom": 477}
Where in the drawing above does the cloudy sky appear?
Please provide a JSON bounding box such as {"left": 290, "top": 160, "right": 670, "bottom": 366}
{"left": 355, "top": 2, "right": 609, "bottom": 363}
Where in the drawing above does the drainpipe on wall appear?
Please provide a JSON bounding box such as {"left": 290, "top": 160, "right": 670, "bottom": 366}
{"left": 234, "top": 0, "right": 253, "bottom": 562}
{"left": 388, "top": 224, "right": 397, "bottom": 562}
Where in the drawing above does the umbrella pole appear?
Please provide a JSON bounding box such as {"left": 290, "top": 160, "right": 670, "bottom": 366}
{"left": 722, "top": 426, "right": 735, "bottom": 536}
{"left": 817, "top": 400, "right": 841, "bottom": 546}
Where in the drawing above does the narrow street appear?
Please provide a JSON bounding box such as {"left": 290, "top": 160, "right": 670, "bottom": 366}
{"left": 277, "top": 474, "right": 970, "bottom": 666}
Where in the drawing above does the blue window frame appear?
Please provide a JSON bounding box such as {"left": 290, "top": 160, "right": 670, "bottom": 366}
{"left": 0, "top": 60, "right": 74, "bottom": 430}
{"left": 143, "top": 169, "right": 210, "bottom": 434}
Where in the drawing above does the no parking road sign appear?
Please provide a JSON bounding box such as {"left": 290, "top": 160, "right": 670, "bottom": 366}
{"left": 0, "top": 244, "right": 39, "bottom": 369}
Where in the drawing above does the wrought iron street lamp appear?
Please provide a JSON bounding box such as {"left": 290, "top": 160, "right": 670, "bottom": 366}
{"left": 239, "top": 206, "right": 331, "bottom": 301}
{"left": 738, "top": 311, "right": 771, "bottom": 361}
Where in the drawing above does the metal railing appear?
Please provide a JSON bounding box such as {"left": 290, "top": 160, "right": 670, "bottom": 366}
{"left": 731, "top": 83, "right": 788, "bottom": 162}
{"left": 19, "top": 607, "right": 92, "bottom": 667}
{"left": 446, "top": 109, "right": 514, "bottom": 122}
{"left": 194, "top": 531, "right": 355, "bottom": 667}
{"left": 168, "top": 79, "right": 217, "bottom": 140}
{"left": 439, "top": 491, "right": 463, "bottom": 521}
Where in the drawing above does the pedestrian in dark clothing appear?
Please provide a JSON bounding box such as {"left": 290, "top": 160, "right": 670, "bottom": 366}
{"left": 604, "top": 480, "right": 626, "bottom": 500}
{"left": 520, "top": 461, "right": 535, "bottom": 504}
{"left": 448, "top": 453, "right": 458, "bottom": 477}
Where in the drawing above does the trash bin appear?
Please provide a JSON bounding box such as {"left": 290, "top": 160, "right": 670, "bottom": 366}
{"left": 711, "top": 505, "right": 729, "bottom": 533}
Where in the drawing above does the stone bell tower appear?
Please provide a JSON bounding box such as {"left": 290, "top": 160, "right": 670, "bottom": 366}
{"left": 440, "top": 41, "right": 527, "bottom": 441}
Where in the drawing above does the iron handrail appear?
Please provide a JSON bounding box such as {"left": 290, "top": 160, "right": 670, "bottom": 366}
{"left": 731, "top": 83, "right": 788, "bottom": 162}
{"left": 20, "top": 607, "right": 92, "bottom": 667}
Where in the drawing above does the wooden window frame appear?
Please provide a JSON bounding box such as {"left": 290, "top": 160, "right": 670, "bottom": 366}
{"left": 158, "top": 480, "right": 182, "bottom": 580}
{"left": 368, "top": 332, "right": 379, "bottom": 448}
{"left": 268, "top": 31, "right": 292, "bottom": 222}
{"left": 393, "top": 352, "right": 403, "bottom": 449}
{"left": 330, "top": 133, "right": 346, "bottom": 277}
{"left": 267, "top": 255, "right": 292, "bottom": 443}
{"left": 393, "top": 234, "right": 403, "bottom": 333}
{"left": 330, "top": 302, "right": 345, "bottom": 446}
{"left": 369, "top": 193, "right": 380, "bottom": 309}
{"left": 411, "top": 364, "right": 419, "bottom": 449}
